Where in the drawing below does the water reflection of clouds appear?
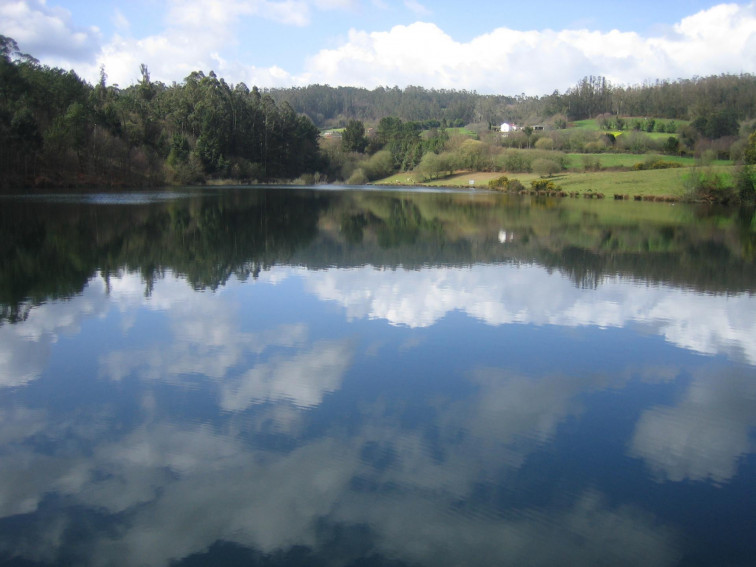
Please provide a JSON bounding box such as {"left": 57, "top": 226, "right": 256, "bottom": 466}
{"left": 5, "top": 264, "right": 754, "bottom": 392}
{"left": 0, "top": 277, "right": 110, "bottom": 387}
{"left": 295, "top": 264, "right": 756, "bottom": 364}
{"left": 629, "top": 366, "right": 756, "bottom": 484}
{"left": 219, "top": 340, "right": 354, "bottom": 411}
{"left": 0, "top": 405, "right": 682, "bottom": 567}
{"left": 99, "top": 273, "right": 353, "bottom": 411}
{"left": 1, "top": 270, "right": 353, "bottom": 412}
{"left": 0, "top": 266, "right": 752, "bottom": 564}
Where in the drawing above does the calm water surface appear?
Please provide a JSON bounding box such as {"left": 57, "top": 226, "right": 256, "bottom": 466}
{"left": 1, "top": 187, "right": 755, "bottom": 566}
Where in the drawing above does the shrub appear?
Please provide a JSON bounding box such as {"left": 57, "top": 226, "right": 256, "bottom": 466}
{"left": 488, "top": 175, "right": 525, "bottom": 192}
{"left": 532, "top": 158, "right": 561, "bottom": 177}
{"left": 745, "top": 131, "right": 756, "bottom": 165}
{"left": 582, "top": 155, "right": 601, "bottom": 171}
{"left": 502, "top": 149, "right": 530, "bottom": 172}
{"left": 488, "top": 175, "right": 510, "bottom": 189}
{"left": 618, "top": 131, "right": 650, "bottom": 153}
{"left": 530, "top": 179, "right": 561, "bottom": 191}
{"left": 663, "top": 136, "right": 680, "bottom": 155}
{"left": 735, "top": 165, "right": 756, "bottom": 202}
{"left": 584, "top": 141, "right": 607, "bottom": 153}
{"left": 360, "top": 150, "right": 394, "bottom": 180}
{"left": 633, "top": 156, "right": 683, "bottom": 170}
{"left": 347, "top": 168, "right": 368, "bottom": 185}
{"left": 683, "top": 167, "right": 735, "bottom": 203}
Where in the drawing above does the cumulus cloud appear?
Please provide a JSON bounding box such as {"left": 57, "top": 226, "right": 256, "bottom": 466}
{"left": 0, "top": 0, "right": 102, "bottom": 63}
{"left": 6, "top": 1, "right": 756, "bottom": 92}
{"left": 302, "top": 3, "right": 756, "bottom": 93}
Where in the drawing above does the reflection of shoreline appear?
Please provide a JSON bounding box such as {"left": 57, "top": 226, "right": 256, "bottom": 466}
{"left": 3, "top": 190, "right": 756, "bottom": 327}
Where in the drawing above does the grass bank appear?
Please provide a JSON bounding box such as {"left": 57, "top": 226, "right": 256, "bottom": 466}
{"left": 374, "top": 164, "right": 738, "bottom": 201}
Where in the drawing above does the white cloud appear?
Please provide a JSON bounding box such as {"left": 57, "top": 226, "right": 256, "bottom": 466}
{"left": 112, "top": 8, "right": 130, "bottom": 32}
{"left": 315, "top": 0, "right": 358, "bottom": 9}
{"left": 300, "top": 3, "right": 756, "bottom": 93}
{"left": 6, "top": 1, "right": 756, "bottom": 93}
{"left": 0, "top": 0, "right": 102, "bottom": 63}
{"left": 83, "top": 0, "right": 318, "bottom": 86}
{"left": 404, "top": 0, "right": 430, "bottom": 16}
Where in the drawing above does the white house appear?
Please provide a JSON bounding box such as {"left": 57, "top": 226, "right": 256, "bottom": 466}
{"left": 500, "top": 122, "right": 518, "bottom": 135}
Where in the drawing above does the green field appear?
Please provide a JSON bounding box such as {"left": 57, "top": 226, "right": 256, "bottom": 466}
{"left": 443, "top": 126, "right": 478, "bottom": 137}
{"left": 570, "top": 119, "right": 602, "bottom": 130}
{"left": 563, "top": 153, "right": 730, "bottom": 170}
{"left": 568, "top": 117, "right": 689, "bottom": 132}
{"left": 374, "top": 164, "right": 738, "bottom": 200}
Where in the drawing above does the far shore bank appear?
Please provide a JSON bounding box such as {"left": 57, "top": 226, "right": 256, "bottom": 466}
{"left": 373, "top": 163, "right": 745, "bottom": 204}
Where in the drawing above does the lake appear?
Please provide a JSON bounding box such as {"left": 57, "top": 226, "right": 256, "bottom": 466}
{"left": 1, "top": 186, "right": 755, "bottom": 566}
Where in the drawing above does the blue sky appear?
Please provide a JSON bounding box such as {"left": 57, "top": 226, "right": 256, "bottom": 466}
{"left": 2, "top": 0, "right": 756, "bottom": 94}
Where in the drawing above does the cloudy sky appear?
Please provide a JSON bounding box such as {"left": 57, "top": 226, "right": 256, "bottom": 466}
{"left": 2, "top": 1, "right": 756, "bottom": 95}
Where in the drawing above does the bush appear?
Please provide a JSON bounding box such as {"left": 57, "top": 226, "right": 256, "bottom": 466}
{"left": 584, "top": 141, "right": 607, "bottom": 153}
{"left": 165, "top": 153, "right": 205, "bottom": 185}
{"left": 582, "top": 155, "right": 601, "bottom": 171}
{"left": 633, "top": 156, "right": 683, "bottom": 170}
{"left": 347, "top": 168, "right": 368, "bottom": 184}
{"left": 488, "top": 175, "right": 510, "bottom": 189}
{"left": 745, "top": 131, "right": 756, "bottom": 165}
{"left": 532, "top": 158, "right": 561, "bottom": 177}
{"left": 530, "top": 179, "right": 561, "bottom": 191}
{"left": 617, "top": 131, "right": 651, "bottom": 153}
{"left": 683, "top": 167, "right": 735, "bottom": 203}
{"left": 736, "top": 165, "right": 756, "bottom": 202}
{"left": 502, "top": 149, "right": 530, "bottom": 172}
{"left": 488, "top": 175, "right": 525, "bottom": 192}
{"left": 359, "top": 150, "right": 394, "bottom": 180}
{"left": 663, "top": 136, "right": 680, "bottom": 155}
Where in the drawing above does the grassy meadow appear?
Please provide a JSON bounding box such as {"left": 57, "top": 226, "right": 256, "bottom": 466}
{"left": 374, "top": 161, "right": 738, "bottom": 201}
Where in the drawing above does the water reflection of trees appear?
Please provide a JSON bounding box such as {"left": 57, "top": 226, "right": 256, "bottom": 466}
{"left": 2, "top": 189, "right": 755, "bottom": 321}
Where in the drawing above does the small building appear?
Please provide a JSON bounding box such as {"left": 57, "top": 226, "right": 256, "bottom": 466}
{"left": 500, "top": 122, "right": 518, "bottom": 134}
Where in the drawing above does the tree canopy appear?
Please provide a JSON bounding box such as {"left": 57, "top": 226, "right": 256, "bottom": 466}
{"left": 3, "top": 34, "right": 756, "bottom": 190}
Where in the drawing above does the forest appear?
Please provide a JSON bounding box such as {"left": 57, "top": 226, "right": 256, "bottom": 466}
{"left": 2, "top": 34, "right": 756, "bottom": 189}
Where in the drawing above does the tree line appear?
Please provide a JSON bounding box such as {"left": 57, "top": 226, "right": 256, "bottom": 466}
{"left": 3, "top": 32, "right": 756, "bottom": 189}
{"left": 269, "top": 74, "right": 756, "bottom": 133}
{"left": 1, "top": 35, "right": 322, "bottom": 188}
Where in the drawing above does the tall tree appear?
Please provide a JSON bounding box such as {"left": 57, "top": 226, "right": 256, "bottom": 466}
{"left": 341, "top": 119, "right": 367, "bottom": 153}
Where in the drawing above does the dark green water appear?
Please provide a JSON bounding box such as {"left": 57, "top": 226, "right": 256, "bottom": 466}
{"left": 1, "top": 187, "right": 755, "bottom": 566}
